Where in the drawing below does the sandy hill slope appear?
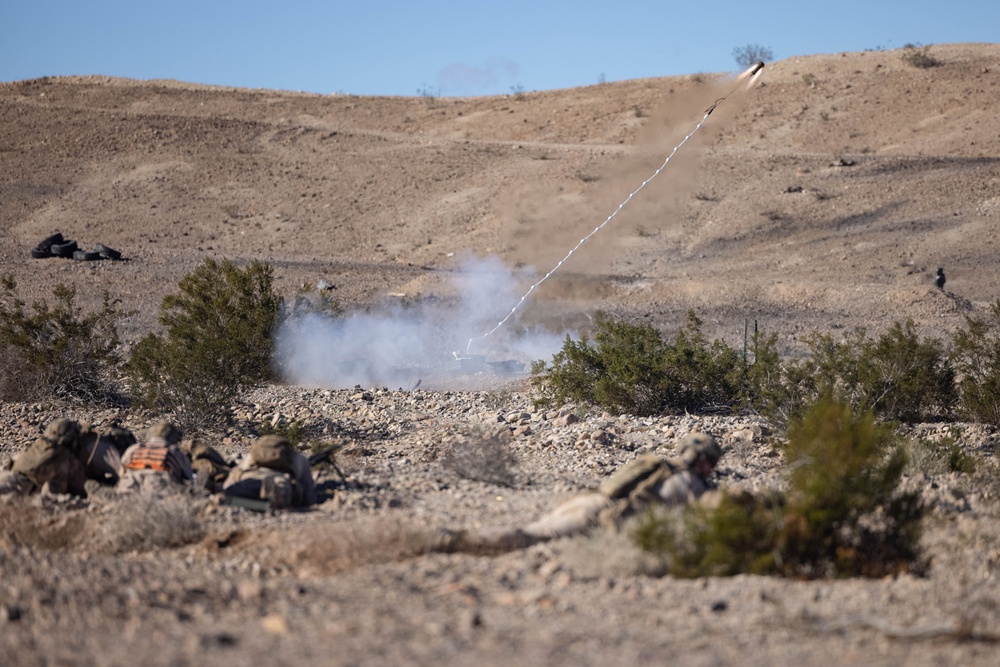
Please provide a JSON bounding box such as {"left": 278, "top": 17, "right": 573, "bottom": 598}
{"left": 2, "top": 43, "right": 999, "bottom": 366}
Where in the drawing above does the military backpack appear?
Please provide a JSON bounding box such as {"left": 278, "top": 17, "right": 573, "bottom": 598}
{"left": 598, "top": 453, "right": 677, "bottom": 500}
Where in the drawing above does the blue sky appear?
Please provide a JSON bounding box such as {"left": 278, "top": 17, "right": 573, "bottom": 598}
{"left": 2, "top": 1, "right": 997, "bottom": 97}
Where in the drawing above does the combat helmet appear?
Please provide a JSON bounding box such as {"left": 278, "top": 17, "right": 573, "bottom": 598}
{"left": 43, "top": 418, "right": 81, "bottom": 448}
{"left": 679, "top": 432, "right": 722, "bottom": 468}
{"left": 147, "top": 421, "right": 183, "bottom": 445}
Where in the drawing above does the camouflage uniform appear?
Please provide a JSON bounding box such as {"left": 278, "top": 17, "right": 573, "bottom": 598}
{"left": 182, "top": 439, "right": 233, "bottom": 493}
{"left": 8, "top": 419, "right": 89, "bottom": 498}
{"left": 117, "top": 422, "right": 194, "bottom": 495}
{"left": 449, "top": 433, "right": 723, "bottom": 552}
{"left": 0, "top": 470, "right": 33, "bottom": 498}
{"left": 77, "top": 423, "right": 126, "bottom": 484}
{"left": 103, "top": 425, "right": 138, "bottom": 456}
{"left": 223, "top": 435, "right": 316, "bottom": 509}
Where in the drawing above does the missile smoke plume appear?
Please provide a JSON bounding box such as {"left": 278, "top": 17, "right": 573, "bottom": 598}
{"left": 275, "top": 254, "right": 567, "bottom": 389}
{"left": 277, "top": 63, "right": 765, "bottom": 390}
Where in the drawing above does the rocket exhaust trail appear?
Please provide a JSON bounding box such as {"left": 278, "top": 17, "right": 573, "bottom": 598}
{"left": 465, "top": 62, "right": 764, "bottom": 355}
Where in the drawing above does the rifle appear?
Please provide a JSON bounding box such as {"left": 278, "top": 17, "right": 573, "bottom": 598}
{"left": 308, "top": 444, "right": 348, "bottom": 483}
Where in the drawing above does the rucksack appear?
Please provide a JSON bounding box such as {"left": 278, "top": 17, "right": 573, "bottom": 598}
{"left": 125, "top": 446, "right": 186, "bottom": 481}
{"left": 250, "top": 436, "right": 296, "bottom": 475}
{"left": 12, "top": 438, "right": 62, "bottom": 477}
{"left": 598, "top": 454, "right": 676, "bottom": 499}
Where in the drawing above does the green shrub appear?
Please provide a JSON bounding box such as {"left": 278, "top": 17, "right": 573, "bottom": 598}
{"left": 951, "top": 300, "right": 1000, "bottom": 425}
{"left": 664, "top": 313, "right": 745, "bottom": 412}
{"left": 125, "top": 259, "right": 281, "bottom": 433}
{"left": 532, "top": 312, "right": 745, "bottom": 416}
{"left": 739, "top": 328, "right": 787, "bottom": 416}
{"left": 0, "top": 276, "right": 124, "bottom": 403}
{"left": 258, "top": 418, "right": 307, "bottom": 446}
{"left": 286, "top": 282, "right": 344, "bottom": 320}
{"left": 775, "top": 321, "right": 955, "bottom": 424}
{"left": 863, "top": 321, "right": 956, "bottom": 421}
{"left": 635, "top": 396, "right": 925, "bottom": 578}
{"left": 633, "top": 491, "right": 783, "bottom": 577}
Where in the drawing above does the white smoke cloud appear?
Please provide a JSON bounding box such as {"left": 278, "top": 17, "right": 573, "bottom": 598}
{"left": 275, "top": 254, "right": 568, "bottom": 389}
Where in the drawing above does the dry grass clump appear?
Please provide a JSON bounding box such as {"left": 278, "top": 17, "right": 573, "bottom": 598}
{"left": 93, "top": 495, "right": 207, "bottom": 553}
{"left": 441, "top": 426, "right": 518, "bottom": 487}
{"left": 905, "top": 430, "right": 977, "bottom": 476}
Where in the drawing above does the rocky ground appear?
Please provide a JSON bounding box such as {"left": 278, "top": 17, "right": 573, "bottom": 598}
{"left": 3, "top": 43, "right": 1000, "bottom": 665}
{"left": 3, "top": 383, "right": 1000, "bottom": 666}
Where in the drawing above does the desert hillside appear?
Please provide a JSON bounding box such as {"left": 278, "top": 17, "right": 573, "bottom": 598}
{"left": 3, "top": 43, "right": 999, "bottom": 369}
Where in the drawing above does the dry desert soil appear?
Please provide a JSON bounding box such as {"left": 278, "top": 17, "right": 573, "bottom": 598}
{"left": 2, "top": 43, "right": 1000, "bottom": 666}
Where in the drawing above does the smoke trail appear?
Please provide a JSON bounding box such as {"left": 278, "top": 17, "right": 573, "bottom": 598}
{"left": 466, "top": 63, "right": 765, "bottom": 353}
{"left": 278, "top": 63, "right": 765, "bottom": 388}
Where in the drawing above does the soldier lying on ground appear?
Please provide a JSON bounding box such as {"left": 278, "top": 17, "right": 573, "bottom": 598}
{"left": 182, "top": 438, "right": 234, "bottom": 493}
{"left": 77, "top": 422, "right": 126, "bottom": 485}
{"left": 102, "top": 424, "right": 137, "bottom": 456}
{"left": 117, "top": 422, "right": 194, "bottom": 495}
{"left": 434, "top": 432, "right": 723, "bottom": 554}
{"left": 223, "top": 435, "right": 317, "bottom": 510}
{"left": 0, "top": 418, "right": 88, "bottom": 499}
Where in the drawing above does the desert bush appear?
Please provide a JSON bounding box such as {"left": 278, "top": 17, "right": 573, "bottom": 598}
{"left": 732, "top": 43, "right": 773, "bottom": 68}
{"left": 900, "top": 44, "right": 941, "bottom": 68}
{"left": 739, "top": 328, "right": 786, "bottom": 416}
{"left": 951, "top": 300, "right": 1000, "bottom": 425}
{"left": 417, "top": 84, "right": 439, "bottom": 106}
{"left": 532, "top": 312, "right": 746, "bottom": 417}
{"left": 125, "top": 259, "right": 281, "bottom": 433}
{"left": 665, "top": 312, "right": 746, "bottom": 411}
{"left": 635, "top": 395, "right": 925, "bottom": 578}
{"left": 257, "top": 417, "right": 307, "bottom": 446}
{"left": 441, "top": 426, "right": 518, "bottom": 487}
{"left": 285, "top": 282, "right": 344, "bottom": 320}
{"left": 0, "top": 275, "right": 124, "bottom": 403}
{"left": 775, "top": 321, "right": 955, "bottom": 424}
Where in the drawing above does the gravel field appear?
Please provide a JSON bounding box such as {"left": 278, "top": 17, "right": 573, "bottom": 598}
{"left": 3, "top": 383, "right": 1000, "bottom": 666}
